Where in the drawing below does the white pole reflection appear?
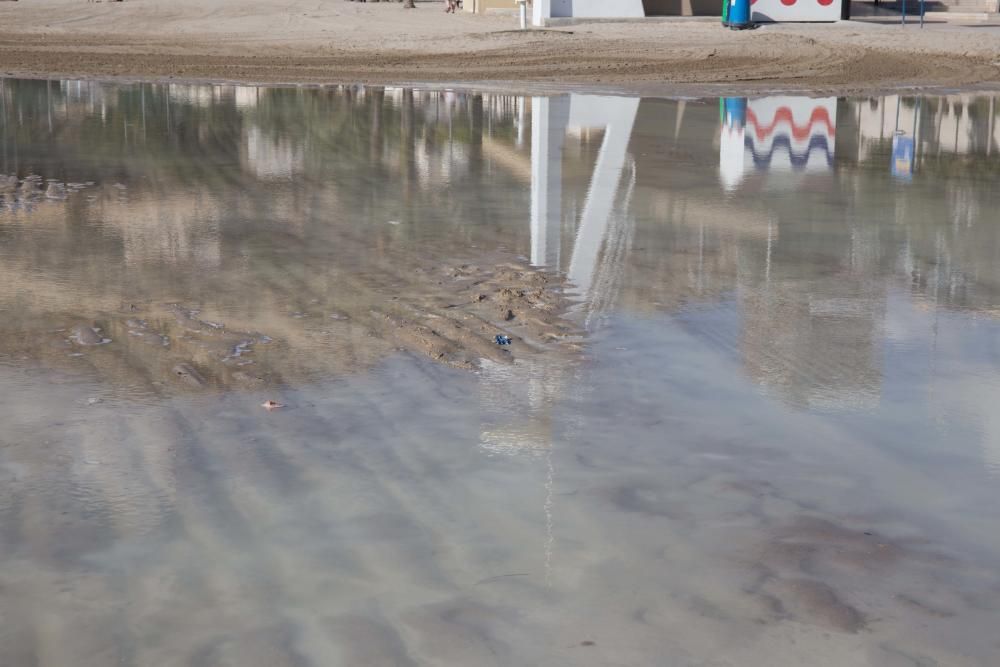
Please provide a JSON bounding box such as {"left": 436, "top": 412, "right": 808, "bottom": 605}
{"left": 484, "top": 94, "right": 641, "bottom": 586}
{"left": 529, "top": 96, "right": 569, "bottom": 268}
{"left": 530, "top": 94, "right": 640, "bottom": 322}
{"left": 566, "top": 96, "right": 641, "bottom": 314}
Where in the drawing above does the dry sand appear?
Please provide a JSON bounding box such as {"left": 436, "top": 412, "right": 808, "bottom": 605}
{"left": 1, "top": 0, "right": 999, "bottom": 93}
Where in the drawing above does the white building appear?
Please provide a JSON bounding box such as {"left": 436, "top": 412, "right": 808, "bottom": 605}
{"left": 532, "top": 0, "right": 646, "bottom": 23}
{"left": 475, "top": 0, "right": 848, "bottom": 25}
{"left": 465, "top": 0, "right": 719, "bottom": 22}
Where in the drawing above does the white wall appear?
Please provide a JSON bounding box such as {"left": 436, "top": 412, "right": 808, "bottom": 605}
{"left": 533, "top": 0, "right": 646, "bottom": 25}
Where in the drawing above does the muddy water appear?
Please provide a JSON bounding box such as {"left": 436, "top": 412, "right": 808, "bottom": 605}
{"left": 2, "top": 79, "right": 1000, "bottom": 665}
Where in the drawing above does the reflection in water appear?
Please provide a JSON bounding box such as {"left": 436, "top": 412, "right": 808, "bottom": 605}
{"left": 719, "top": 96, "right": 880, "bottom": 408}
{"left": 719, "top": 95, "right": 837, "bottom": 190}
{"left": 2, "top": 78, "right": 1000, "bottom": 665}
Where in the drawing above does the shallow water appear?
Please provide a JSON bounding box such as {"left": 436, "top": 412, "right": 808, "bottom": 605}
{"left": 2, "top": 79, "right": 1000, "bottom": 666}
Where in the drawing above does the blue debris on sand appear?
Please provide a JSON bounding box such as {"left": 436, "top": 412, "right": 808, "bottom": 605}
{"left": 495, "top": 335, "right": 512, "bottom": 346}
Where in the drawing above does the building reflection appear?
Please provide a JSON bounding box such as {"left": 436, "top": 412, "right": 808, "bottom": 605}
{"left": 519, "top": 92, "right": 878, "bottom": 411}
{"left": 2, "top": 80, "right": 1000, "bottom": 415}
{"left": 851, "top": 94, "right": 999, "bottom": 170}
{"left": 717, "top": 95, "right": 882, "bottom": 408}
{"left": 720, "top": 96, "right": 837, "bottom": 191}
{"left": 515, "top": 91, "right": 1000, "bottom": 412}
{"left": 4, "top": 80, "right": 1000, "bottom": 559}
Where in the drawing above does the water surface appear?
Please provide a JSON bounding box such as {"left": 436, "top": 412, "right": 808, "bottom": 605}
{"left": 2, "top": 79, "right": 1000, "bottom": 666}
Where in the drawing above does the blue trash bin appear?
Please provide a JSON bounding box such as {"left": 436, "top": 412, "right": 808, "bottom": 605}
{"left": 724, "top": 0, "right": 752, "bottom": 29}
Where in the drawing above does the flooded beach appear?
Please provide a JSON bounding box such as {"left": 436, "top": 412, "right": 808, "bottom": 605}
{"left": 2, "top": 79, "right": 1000, "bottom": 665}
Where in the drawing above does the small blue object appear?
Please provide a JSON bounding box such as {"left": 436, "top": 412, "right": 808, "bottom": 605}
{"left": 723, "top": 97, "right": 747, "bottom": 130}
{"left": 494, "top": 335, "right": 511, "bottom": 346}
{"left": 725, "top": 0, "right": 752, "bottom": 30}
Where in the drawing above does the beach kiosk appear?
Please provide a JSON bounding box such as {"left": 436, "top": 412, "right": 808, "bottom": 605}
{"left": 750, "top": 0, "right": 843, "bottom": 21}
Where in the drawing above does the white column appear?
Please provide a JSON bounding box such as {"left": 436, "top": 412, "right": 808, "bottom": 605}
{"left": 530, "top": 96, "right": 570, "bottom": 268}
{"left": 532, "top": 0, "right": 551, "bottom": 26}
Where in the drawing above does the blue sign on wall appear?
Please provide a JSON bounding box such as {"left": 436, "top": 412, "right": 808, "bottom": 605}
{"left": 892, "top": 133, "right": 914, "bottom": 181}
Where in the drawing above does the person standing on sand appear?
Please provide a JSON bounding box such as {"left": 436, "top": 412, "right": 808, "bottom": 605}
{"left": 444, "top": 0, "right": 458, "bottom": 12}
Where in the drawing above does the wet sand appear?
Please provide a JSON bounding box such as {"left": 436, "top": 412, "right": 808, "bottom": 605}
{"left": 0, "top": 202, "right": 580, "bottom": 393}
{"left": 1, "top": 0, "right": 1000, "bottom": 93}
